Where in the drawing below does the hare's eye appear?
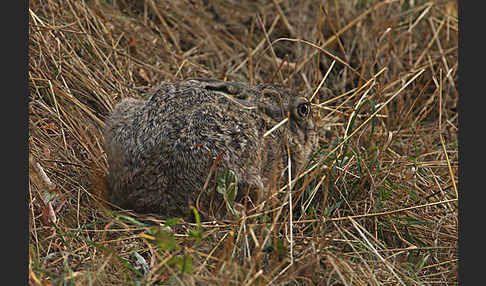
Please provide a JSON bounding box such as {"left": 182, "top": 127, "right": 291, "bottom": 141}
{"left": 297, "top": 102, "right": 310, "bottom": 117}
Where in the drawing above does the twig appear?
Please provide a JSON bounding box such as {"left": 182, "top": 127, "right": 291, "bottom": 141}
{"left": 437, "top": 69, "right": 458, "bottom": 198}
{"left": 295, "top": 198, "right": 457, "bottom": 223}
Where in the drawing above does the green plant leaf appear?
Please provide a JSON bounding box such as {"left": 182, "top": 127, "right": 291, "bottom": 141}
{"left": 168, "top": 254, "right": 193, "bottom": 274}
{"left": 149, "top": 227, "right": 179, "bottom": 251}
{"left": 164, "top": 218, "right": 181, "bottom": 227}
{"left": 189, "top": 207, "right": 202, "bottom": 244}
{"left": 216, "top": 169, "right": 239, "bottom": 216}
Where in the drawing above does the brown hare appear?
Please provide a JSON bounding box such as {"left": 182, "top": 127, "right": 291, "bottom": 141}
{"left": 104, "top": 78, "right": 318, "bottom": 219}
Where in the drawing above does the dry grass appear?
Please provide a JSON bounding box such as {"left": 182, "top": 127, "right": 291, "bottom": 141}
{"left": 29, "top": 0, "right": 458, "bottom": 285}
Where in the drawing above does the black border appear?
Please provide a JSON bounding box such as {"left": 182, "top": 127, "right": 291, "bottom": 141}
{"left": 17, "top": 0, "right": 29, "bottom": 284}
{"left": 458, "top": 1, "right": 474, "bottom": 285}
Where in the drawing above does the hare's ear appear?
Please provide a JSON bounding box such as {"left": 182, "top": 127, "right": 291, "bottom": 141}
{"left": 204, "top": 82, "right": 242, "bottom": 95}
{"left": 259, "top": 88, "right": 286, "bottom": 118}
{"left": 261, "top": 88, "right": 282, "bottom": 101}
{"left": 194, "top": 79, "right": 250, "bottom": 99}
{"left": 191, "top": 79, "right": 254, "bottom": 110}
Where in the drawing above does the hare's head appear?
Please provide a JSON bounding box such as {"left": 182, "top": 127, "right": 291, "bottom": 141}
{"left": 182, "top": 79, "right": 318, "bottom": 170}
{"left": 254, "top": 85, "right": 318, "bottom": 171}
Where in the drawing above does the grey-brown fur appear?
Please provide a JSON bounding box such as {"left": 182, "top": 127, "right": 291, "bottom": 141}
{"left": 104, "top": 78, "right": 317, "bottom": 219}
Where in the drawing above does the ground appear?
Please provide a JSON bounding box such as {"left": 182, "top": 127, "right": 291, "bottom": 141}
{"left": 29, "top": 0, "right": 458, "bottom": 285}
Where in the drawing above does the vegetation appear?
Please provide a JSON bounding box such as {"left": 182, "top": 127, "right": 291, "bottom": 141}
{"left": 29, "top": 0, "right": 458, "bottom": 285}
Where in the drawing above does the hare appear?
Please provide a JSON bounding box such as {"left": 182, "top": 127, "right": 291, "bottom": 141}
{"left": 104, "top": 78, "right": 317, "bottom": 219}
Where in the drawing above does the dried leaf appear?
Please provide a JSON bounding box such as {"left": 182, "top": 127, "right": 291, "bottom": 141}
{"left": 137, "top": 67, "right": 150, "bottom": 83}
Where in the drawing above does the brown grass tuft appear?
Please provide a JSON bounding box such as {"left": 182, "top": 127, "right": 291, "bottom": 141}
{"left": 29, "top": 0, "right": 458, "bottom": 285}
